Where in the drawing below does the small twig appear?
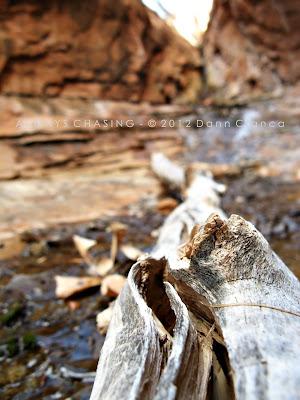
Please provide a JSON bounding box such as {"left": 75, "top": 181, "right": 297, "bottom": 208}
{"left": 60, "top": 366, "right": 96, "bottom": 383}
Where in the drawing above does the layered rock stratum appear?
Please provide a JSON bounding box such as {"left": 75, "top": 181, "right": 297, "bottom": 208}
{"left": 0, "top": 0, "right": 202, "bottom": 104}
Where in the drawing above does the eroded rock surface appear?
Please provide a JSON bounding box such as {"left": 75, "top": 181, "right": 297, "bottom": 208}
{"left": 0, "top": 96, "right": 189, "bottom": 241}
{"left": 204, "top": 0, "right": 300, "bottom": 102}
{"left": 0, "top": 0, "right": 201, "bottom": 104}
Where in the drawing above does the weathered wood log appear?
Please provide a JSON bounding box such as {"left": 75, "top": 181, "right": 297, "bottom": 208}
{"left": 151, "top": 152, "right": 185, "bottom": 191}
{"left": 168, "top": 213, "right": 300, "bottom": 400}
{"left": 90, "top": 259, "right": 164, "bottom": 400}
{"left": 90, "top": 155, "right": 300, "bottom": 400}
{"left": 90, "top": 257, "right": 214, "bottom": 400}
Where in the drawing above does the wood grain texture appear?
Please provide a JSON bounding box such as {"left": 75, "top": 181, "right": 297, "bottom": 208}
{"left": 91, "top": 257, "right": 212, "bottom": 400}
{"left": 154, "top": 282, "right": 212, "bottom": 400}
{"left": 169, "top": 214, "right": 300, "bottom": 400}
{"left": 91, "top": 155, "right": 300, "bottom": 399}
{"left": 90, "top": 260, "right": 162, "bottom": 400}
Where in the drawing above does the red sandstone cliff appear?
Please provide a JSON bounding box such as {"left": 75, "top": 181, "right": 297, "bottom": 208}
{"left": 203, "top": 0, "right": 300, "bottom": 102}
{"left": 0, "top": 0, "right": 202, "bottom": 104}
{"left": 0, "top": 0, "right": 299, "bottom": 104}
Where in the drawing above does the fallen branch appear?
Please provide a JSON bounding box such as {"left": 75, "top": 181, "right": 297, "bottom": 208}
{"left": 60, "top": 366, "right": 96, "bottom": 383}
{"left": 90, "top": 154, "right": 300, "bottom": 400}
{"left": 168, "top": 213, "right": 300, "bottom": 399}
{"left": 55, "top": 276, "right": 102, "bottom": 299}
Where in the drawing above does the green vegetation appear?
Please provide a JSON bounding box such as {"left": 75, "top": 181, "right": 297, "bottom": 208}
{"left": 7, "top": 337, "right": 19, "bottom": 357}
{"left": 23, "top": 332, "right": 38, "bottom": 351}
{"left": 0, "top": 303, "right": 23, "bottom": 326}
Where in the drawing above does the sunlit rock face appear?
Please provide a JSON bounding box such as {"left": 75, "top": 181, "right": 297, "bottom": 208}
{"left": 0, "top": 0, "right": 202, "bottom": 104}
{"left": 204, "top": 0, "right": 300, "bottom": 102}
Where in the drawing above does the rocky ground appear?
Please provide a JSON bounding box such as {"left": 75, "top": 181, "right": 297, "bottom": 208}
{"left": 0, "top": 0, "right": 201, "bottom": 104}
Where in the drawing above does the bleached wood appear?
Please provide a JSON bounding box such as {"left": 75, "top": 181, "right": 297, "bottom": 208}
{"left": 168, "top": 214, "right": 300, "bottom": 400}
{"left": 151, "top": 152, "right": 185, "bottom": 190}
{"left": 90, "top": 258, "right": 212, "bottom": 400}
{"left": 91, "top": 157, "right": 225, "bottom": 400}
{"left": 153, "top": 172, "right": 226, "bottom": 260}
{"left": 90, "top": 260, "right": 162, "bottom": 400}
{"left": 154, "top": 282, "right": 212, "bottom": 400}
{"left": 91, "top": 154, "right": 300, "bottom": 400}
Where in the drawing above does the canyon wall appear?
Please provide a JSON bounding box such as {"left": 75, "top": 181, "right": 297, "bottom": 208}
{"left": 0, "top": 0, "right": 299, "bottom": 104}
{"left": 0, "top": 0, "right": 202, "bottom": 104}
{"left": 203, "top": 0, "right": 300, "bottom": 102}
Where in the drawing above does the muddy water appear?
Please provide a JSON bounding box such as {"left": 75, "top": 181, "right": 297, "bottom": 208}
{"left": 0, "top": 103, "right": 299, "bottom": 399}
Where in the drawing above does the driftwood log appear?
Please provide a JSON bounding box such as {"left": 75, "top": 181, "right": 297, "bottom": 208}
{"left": 90, "top": 154, "right": 300, "bottom": 400}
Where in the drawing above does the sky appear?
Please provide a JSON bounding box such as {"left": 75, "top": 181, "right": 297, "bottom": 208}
{"left": 142, "top": 0, "right": 213, "bottom": 45}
